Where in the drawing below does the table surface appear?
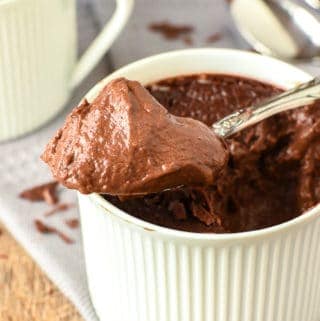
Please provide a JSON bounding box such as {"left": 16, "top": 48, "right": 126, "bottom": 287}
{"left": 0, "top": 223, "right": 83, "bottom": 321}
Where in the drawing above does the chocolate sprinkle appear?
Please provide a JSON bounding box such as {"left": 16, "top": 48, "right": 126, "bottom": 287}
{"left": 65, "top": 218, "right": 79, "bottom": 229}
{"left": 34, "top": 220, "right": 74, "bottom": 244}
{"left": 149, "top": 21, "right": 193, "bottom": 40}
{"left": 20, "top": 181, "right": 59, "bottom": 205}
{"left": 44, "top": 203, "right": 74, "bottom": 217}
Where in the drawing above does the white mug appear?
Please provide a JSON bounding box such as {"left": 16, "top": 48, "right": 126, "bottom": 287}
{"left": 0, "top": 0, "right": 133, "bottom": 141}
{"left": 78, "top": 49, "right": 320, "bottom": 321}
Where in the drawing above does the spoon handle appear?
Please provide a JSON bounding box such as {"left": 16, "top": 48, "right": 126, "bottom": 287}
{"left": 213, "top": 77, "right": 320, "bottom": 138}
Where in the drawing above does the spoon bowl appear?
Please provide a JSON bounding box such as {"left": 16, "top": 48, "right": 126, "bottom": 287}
{"left": 304, "top": 0, "right": 320, "bottom": 9}
{"left": 230, "top": 0, "right": 320, "bottom": 60}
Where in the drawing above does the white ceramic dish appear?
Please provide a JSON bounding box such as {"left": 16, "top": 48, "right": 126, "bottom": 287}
{"left": 78, "top": 48, "right": 320, "bottom": 321}
{"left": 0, "top": 0, "right": 133, "bottom": 141}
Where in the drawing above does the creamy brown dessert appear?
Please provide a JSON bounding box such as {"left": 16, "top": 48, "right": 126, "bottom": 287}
{"left": 42, "top": 73, "right": 320, "bottom": 234}
{"left": 104, "top": 74, "right": 320, "bottom": 233}
{"left": 41, "top": 78, "right": 228, "bottom": 196}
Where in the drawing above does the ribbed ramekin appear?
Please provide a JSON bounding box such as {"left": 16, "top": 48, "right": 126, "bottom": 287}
{"left": 78, "top": 49, "right": 320, "bottom": 321}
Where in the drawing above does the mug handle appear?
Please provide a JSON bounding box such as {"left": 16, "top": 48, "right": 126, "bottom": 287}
{"left": 70, "top": 0, "right": 134, "bottom": 89}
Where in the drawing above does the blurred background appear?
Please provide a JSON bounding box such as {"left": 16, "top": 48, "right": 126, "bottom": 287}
{"left": 77, "top": 0, "right": 243, "bottom": 97}
{"left": 80, "top": 0, "right": 320, "bottom": 77}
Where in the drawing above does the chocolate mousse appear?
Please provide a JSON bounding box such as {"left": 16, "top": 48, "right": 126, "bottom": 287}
{"left": 41, "top": 78, "right": 228, "bottom": 196}
{"left": 42, "top": 73, "right": 320, "bottom": 234}
{"left": 105, "top": 74, "right": 320, "bottom": 233}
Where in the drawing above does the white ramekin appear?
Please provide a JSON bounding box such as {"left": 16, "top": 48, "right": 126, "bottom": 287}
{"left": 78, "top": 49, "right": 320, "bottom": 321}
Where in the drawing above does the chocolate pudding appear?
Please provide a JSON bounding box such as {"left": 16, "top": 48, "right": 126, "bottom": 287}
{"left": 104, "top": 74, "right": 320, "bottom": 233}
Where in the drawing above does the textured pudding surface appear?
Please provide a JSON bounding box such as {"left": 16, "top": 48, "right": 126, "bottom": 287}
{"left": 105, "top": 74, "right": 320, "bottom": 233}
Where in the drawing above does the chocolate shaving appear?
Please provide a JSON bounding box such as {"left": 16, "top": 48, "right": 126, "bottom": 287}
{"left": 149, "top": 21, "right": 193, "bottom": 40}
{"left": 34, "top": 219, "right": 74, "bottom": 244}
{"left": 169, "top": 200, "right": 187, "bottom": 220}
{"left": 55, "top": 231, "right": 74, "bottom": 244}
{"left": 42, "top": 188, "right": 57, "bottom": 205}
{"left": 44, "top": 203, "right": 74, "bottom": 217}
{"left": 65, "top": 218, "right": 79, "bottom": 229}
{"left": 191, "top": 203, "right": 218, "bottom": 226}
{"left": 206, "top": 32, "right": 222, "bottom": 44}
{"left": 20, "top": 181, "right": 59, "bottom": 205}
{"left": 190, "top": 188, "right": 222, "bottom": 226}
{"left": 35, "top": 220, "right": 52, "bottom": 233}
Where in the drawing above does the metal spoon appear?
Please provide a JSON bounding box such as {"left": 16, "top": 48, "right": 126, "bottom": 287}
{"left": 213, "top": 77, "right": 320, "bottom": 137}
{"left": 304, "top": 0, "right": 320, "bottom": 10}
{"left": 230, "top": 0, "right": 320, "bottom": 60}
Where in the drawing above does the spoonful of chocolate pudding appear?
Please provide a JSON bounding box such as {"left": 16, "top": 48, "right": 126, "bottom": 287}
{"left": 41, "top": 78, "right": 228, "bottom": 196}
{"left": 42, "top": 76, "right": 320, "bottom": 196}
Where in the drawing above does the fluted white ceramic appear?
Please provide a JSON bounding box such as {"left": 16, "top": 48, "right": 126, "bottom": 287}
{"left": 78, "top": 49, "right": 320, "bottom": 321}
{"left": 0, "top": 0, "right": 133, "bottom": 141}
